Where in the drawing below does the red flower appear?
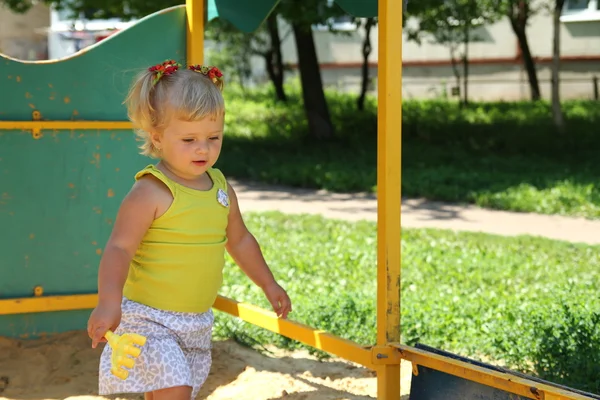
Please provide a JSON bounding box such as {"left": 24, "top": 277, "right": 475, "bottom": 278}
{"left": 148, "top": 60, "right": 181, "bottom": 85}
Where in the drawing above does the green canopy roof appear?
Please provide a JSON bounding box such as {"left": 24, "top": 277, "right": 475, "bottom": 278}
{"left": 207, "top": 0, "right": 378, "bottom": 32}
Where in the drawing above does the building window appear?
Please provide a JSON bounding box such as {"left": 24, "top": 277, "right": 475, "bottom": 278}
{"left": 561, "top": 0, "right": 600, "bottom": 21}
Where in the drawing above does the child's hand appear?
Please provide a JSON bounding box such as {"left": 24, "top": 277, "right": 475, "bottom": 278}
{"left": 263, "top": 282, "right": 292, "bottom": 319}
{"left": 87, "top": 302, "right": 122, "bottom": 349}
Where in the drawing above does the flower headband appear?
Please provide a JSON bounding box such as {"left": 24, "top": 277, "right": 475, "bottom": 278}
{"left": 148, "top": 60, "right": 181, "bottom": 85}
{"left": 148, "top": 60, "right": 224, "bottom": 91}
{"left": 189, "top": 65, "right": 224, "bottom": 91}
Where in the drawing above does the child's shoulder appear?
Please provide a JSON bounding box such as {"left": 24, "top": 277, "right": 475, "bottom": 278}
{"left": 208, "top": 167, "right": 228, "bottom": 187}
{"left": 128, "top": 172, "right": 173, "bottom": 204}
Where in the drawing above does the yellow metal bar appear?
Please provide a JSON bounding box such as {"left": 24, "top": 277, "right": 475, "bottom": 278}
{"left": 0, "top": 121, "right": 132, "bottom": 130}
{"left": 1, "top": 294, "right": 590, "bottom": 400}
{"left": 186, "top": 0, "right": 205, "bottom": 65}
{"left": 0, "top": 294, "right": 98, "bottom": 314}
{"left": 212, "top": 296, "right": 374, "bottom": 368}
{"left": 376, "top": 0, "right": 403, "bottom": 397}
{"left": 394, "top": 344, "right": 590, "bottom": 400}
{"left": 0, "top": 293, "right": 374, "bottom": 369}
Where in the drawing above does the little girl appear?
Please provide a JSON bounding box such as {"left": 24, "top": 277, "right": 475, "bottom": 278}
{"left": 87, "top": 60, "right": 292, "bottom": 400}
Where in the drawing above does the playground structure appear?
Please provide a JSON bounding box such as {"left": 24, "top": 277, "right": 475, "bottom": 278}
{"left": 0, "top": 0, "right": 598, "bottom": 399}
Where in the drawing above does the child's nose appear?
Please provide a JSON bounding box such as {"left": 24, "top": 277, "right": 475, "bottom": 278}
{"left": 196, "top": 142, "right": 208, "bottom": 153}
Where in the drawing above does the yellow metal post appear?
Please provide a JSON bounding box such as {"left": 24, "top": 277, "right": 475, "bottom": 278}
{"left": 186, "top": 0, "right": 205, "bottom": 65}
{"left": 376, "top": 0, "right": 403, "bottom": 397}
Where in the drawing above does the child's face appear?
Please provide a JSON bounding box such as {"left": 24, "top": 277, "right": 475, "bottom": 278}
{"left": 153, "top": 115, "right": 224, "bottom": 180}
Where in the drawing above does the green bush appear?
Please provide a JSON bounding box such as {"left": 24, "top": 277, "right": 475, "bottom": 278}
{"left": 214, "top": 211, "right": 600, "bottom": 393}
{"left": 499, "top": 304, "right": 600, "bottom": 393}
{"left": 402, "top": 100, "right": 600, "bottom": 155}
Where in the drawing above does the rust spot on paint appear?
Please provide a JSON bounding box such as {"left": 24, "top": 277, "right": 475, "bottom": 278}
{"left": 96, "top": 248, "right": 102, "bottom": 255}
{"left": 28, "top": 103, "right": 36, "bottom": 109}
{"left": 93, "top": 207, "right": 102, "bottom": 214}
{"left": 105, "top": 218, "right": 114, "bottom": 225}
{"left": 68, "top": 183, "right": 75, "bottom": 188}
{"left": 107, "top": 189, "right": 115, "bottom": 198}
{"left": 49, "top": 92, "right": 56, "bottom": 100}
{"left": 48, "top": 83, "right": 53, "bottom": 88}
{"left": 92, "top": 241, "right": 97, "bottom": 245}
{"left": 106, "top": 153, "right": 112, "bottom": 159}
{"left": 115, "top": 168, "right": 120, "bottom": 172}
{"left": 20, "top": 333, "right": 30, "bottom": 339}
{"left": 96, "top": 145, "right": 101, "bottom": 150}
{"left": 29, "top": 233, "right": 35, "bottom": 239}
{"left": 72, "top": 110, "right": 79, "bottom": 116}
{"left": 16, "top": 76, "right": 21, "bottom": 82}
{"left": 91, "top": 152, "right": 101, "bottom": 168}
{"left": 64, "top": 96, "right": 71, "bottom": 104}
{"left": 25, "top": 92, "right": 32, "bottom": 99}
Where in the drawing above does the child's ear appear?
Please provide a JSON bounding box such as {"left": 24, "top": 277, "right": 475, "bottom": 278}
{"left": 150, "top": 132, "right": 162, "bottom": 150}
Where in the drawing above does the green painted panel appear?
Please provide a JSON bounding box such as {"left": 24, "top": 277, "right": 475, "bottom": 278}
{"left": 0, "top": 5, "right": 186, "bottom": 121}
{"left": 207, "top": 0, "right": 384, "bottom": 32}
{"left": 0, "top": 310, "right": 93, "bottom": 338}
{"left": 212, "top": 0, "right": 278, "bottom": 33}
{"left": 208, "top": 0, "right": 219, "bottom": 21}
{"left": 0, "top": 6, "right": 186, "bottom": 338}
{"left": 335, "top": 0, "right": 378, "bottom": 18}
{"left": 0, "top": 130, "right": 149, "bottom": 297}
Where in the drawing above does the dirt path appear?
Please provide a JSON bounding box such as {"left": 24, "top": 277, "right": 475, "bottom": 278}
{"left": 0, "top": 331, "right": 412, "bottom": 400}
{"left": 231, "top": 179, "right": 600, "bottom": 245}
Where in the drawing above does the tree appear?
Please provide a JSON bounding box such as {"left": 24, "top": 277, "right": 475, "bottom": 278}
{"left": 357, "top": 17, "right": 376, "bottom": 111}
{"left": 278, "top": 0, "right": 347, "bottom": 139}
{"left": 407, "top": 0, "right": 503, "bottom": 106}
{"left": 551, "top": 0, "right": 566, "bottom": 133}
{"left": 2, "top": 0, "right": 33, "bottom": 12}
{"left": 263, "top": 11, "right": 288, "bottom": 102}
{"left": 206, "top": 19, "right": 255, "bottom": 90}
{"left": 206, "top": 8, "right": 290, "bottom": 102}
{"left": 504, "top": 0, "right": 541, "bottom": 101}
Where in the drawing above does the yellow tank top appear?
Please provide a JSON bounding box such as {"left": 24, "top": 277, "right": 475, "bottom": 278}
{"left": 123, "top": 165, "right": 230, "bottom": 313}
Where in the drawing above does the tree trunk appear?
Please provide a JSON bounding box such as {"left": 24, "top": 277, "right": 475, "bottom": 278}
{"left": 462, "top": 25, "right": 470, "bottom": 107}
{"left": 508, "top": 0, "right": 541, "bottom": 101}
{"left": 265, "top": 12, "right": 287, "bottom": 102}
{"left": 449, "top": 44, "right": 462, "bottom": 103}
{"left": 551, "top": 0, "right": 566, "bottom": 134}
{"left": 291, "top": 22, "right": 334, "bottom": 139}
{"left": 357, "top": 18, "right": 375, "bottom": 111}
{"left": 513, "top": 24, "right": 541, "bottom": 101}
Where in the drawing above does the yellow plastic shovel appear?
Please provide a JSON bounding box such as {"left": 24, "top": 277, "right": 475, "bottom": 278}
{"left": 105, "top": 330, "right": 147, "bottom": 380}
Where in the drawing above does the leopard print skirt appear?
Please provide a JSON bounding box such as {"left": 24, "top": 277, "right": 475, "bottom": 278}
{"left": 98, "top": 297, "right": 213, "bottom": 399}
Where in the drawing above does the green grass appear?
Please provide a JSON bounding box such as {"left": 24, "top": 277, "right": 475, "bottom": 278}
{"left": 216, "top": 84, "right": 600, "bottom": 219}
{"left": 214, "top": 212, "right": 600, "bottom": 394}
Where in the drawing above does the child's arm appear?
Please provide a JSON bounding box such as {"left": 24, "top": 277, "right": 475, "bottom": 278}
{"left": 225, "top": 183, "right": 292, "bottom": 319}
{"left": 87, "top": 177, "right": 164, "bottom": 348}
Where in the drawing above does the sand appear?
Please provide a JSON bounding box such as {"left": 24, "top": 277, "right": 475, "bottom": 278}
{"left": 0, "top": 330, "right": 412, "bottom": 400}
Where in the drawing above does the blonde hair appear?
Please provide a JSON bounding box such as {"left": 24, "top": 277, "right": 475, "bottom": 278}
{"left": 125, "top": 64, "right": 225, "bottom": 158}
